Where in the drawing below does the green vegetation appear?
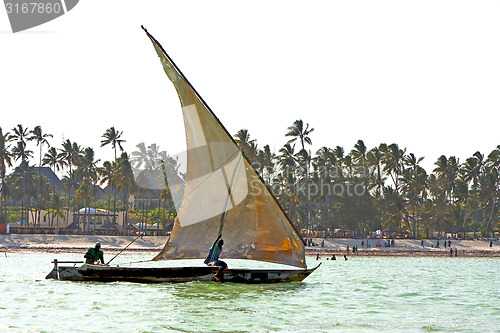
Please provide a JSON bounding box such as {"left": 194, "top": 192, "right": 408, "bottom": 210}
{"left": 235, "top": 121, "right": 500, "bottom": 239}
{"left": 0, "top": 122, "right": 499, "bottom": 239}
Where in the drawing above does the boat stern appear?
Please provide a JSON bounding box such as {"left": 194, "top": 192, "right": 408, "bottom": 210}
{"left": 45, "top": 259, "right": 86, "bottom": 281}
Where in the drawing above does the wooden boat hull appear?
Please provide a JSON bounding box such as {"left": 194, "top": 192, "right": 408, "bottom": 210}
{"left": 46, "top": 263, "right": 320, "bottom": 283}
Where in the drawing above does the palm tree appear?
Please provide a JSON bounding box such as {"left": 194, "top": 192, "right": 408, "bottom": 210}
{"left": 131, "top": 142, "right": 151, "bottom": 170}
{"left": 481, "top": 148, "right": 500, "bottom": 238}
{"left": 75, "top": 147, "right": 101, "bottom": 233}
{"left": 460, "top": 152, "right": 484, "bottom": 186}
{"left": 101, "top": 129, "right": 127, "bottom": 225}
{"left": 454, "top": 178, "right": 473, "bottom": 239}
{"left": 101, "top": 127, "right": 125, "bottom": 161}
{"left": 234, "top": 129, "right": 257, "bottom": 161}
{"left": 312, "top": 147, "right": 337, "bottom": 231}
{"left": 9, "top": 125, "right": 30, "bottom": 148}
{"left": 258, "top": 145, "right": 275, "bottom": 185}
{"left": 381, "top": 143, "right": 406, "bottom": 195}
{"left": 29, "top": 125, "right": 53, "bottom": 230}
{"left": 286, "top": 120, "right": 314, "bottom": 232}
{"left": 367, "top": 147, "right": 385, "bottom": 197}
{"left": 145, "top": 143, "right": 165, "bottom": 169}
{"left": 11, "top": 142, "right": 34, "bottom": 166}
{"left": 313, "top": 147, "right": 336, "bottom": 179}
{"left": 350, "top": 139, "right": 369, "bottom": 184}
{"left": 0, "top": 127, "right": 13, "bottom": 223}
{"left": 58, "top": 140, "right": 81, "bottom": 224}
{"left": 11, "top": 140, "right": 33, "bottom": 227}
{"left": 350, "top": 140, "right": 368, "bottom": 166}
{"left": 433, "top": 155, "right": 459, "bottom": 203}
{"left": 9, "top": 125, "right": 32, "bottom": 227}
{"left": 458, "top": 152, "right": 484, "bottom": 235}
{"left": 58, "top": 140, "right": 80, "bottom": 174}
{"left": 278, "top": 143, "right": 298, "bottom": 179}
{"left": 278, "top": 143, "right": 299, "bottom": 226}
{"left": 42, "top": 147, "right": 63, "bottom": 179}
{"left": 76, "top": 148, "right": 100, "bottom": 181}
{"left": 332, "top": 146, "right": 346, "bottom": 182}
{"left": 98, "top": 160, "right": 116, "bottom": 223}
{"left": 234, "top": 129, "right": 254, "bottom": 150}
{"left": 477, "top": 167, "right": 499, "bottom": 238}
{"left": 285, "top": 119, "right": 314, "bottom": 152}
{"left": 116, "top": 152, "right": 136, "bottom": 229}
{"left": 487, "top": 145, "right": 500, "bottom": 169}
{"left": 402, "top": 153, "right": 427, "bottom": 237}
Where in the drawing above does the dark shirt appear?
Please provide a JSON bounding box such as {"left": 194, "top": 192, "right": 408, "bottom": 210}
{"left": 85, "top": 248, "right": 104, "bottom": 264}
{"left": 204, "top": 241, "right": 223, "bottom": 265}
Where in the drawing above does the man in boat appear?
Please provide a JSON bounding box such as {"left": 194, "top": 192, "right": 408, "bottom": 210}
{"left": 84, "top": 242, "right": 105, "bottom": 265}
{"left": 204, "top": 235, "right": 227, "bottom": 281}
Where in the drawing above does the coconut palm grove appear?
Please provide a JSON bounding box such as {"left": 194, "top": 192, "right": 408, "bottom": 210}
{"left": 0, "top": 121, "right": 499, "bottom": 239}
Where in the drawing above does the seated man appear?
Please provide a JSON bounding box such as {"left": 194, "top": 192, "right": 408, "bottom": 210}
{"left": 204, "top": 235, "right": 227, "bottom": 281}
{"left": 84, "top": 242, "right": 105, "bottom": 265}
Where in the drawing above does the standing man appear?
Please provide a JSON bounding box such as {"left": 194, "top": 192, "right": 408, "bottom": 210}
{"left": 204, "top": 235, "right": 227, "bottom": 281}
{"left": 84, "top": 242, "right": 105, "bottom": 265}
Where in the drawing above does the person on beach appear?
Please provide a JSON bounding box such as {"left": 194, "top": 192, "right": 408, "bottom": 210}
{"left": 450, "top": 248, "right": 453, "bottom": 257}
{"left": 455, "top": 248, "right": 458, "bottom": 257}
{"left": 204, "top": 235, "right": 227, "bottom": 282}
{"left": 316, "top": 253, "right": 321, "bottom": 260}
{"left": 448, "top": 240, "right": 451, "bottom": 248}
{"left": 331, "top": 254, "right": 336, "bottom": 260}
{"left": 344, "top": 255, "right": 348, "bottom": 261}
{"left": 490, "top": 241, "right": 493, "bottom": 248}
{"left": 421, "top": 239, "right": 424, "bottom": 247}
{"left": 84, "top": 242, "right": 105, "bottom": 265}
{"left": 437, "top": 240, "right": 439, "bottom": 248}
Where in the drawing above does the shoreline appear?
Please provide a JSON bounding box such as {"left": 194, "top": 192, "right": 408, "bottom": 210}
{"left": 306, "top": 248, "right": 500, "bottom": 257}
{"left": 1, "top": 246, "right": 498, "bottom": 257}
{"left": 0, "top": 234, "right": 498, "bottom": 257}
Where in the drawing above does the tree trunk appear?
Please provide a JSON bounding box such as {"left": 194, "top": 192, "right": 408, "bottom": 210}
{"left": 485, "top": 199, "right": 496, "bottom": 239}
{"left": 36, "top": 145, "right": 42, "bottom": 233}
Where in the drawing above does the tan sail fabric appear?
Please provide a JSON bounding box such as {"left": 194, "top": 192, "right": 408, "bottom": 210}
{"left": 145, "top": 32, "right": 306, "bottom": 268}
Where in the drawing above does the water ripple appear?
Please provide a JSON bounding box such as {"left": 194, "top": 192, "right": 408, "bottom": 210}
{"left": 1, "top": 253, "right": 499, "bottom": 332}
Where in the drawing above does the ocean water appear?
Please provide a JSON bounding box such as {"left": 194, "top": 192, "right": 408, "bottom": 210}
{"left": 0, "top": 252, "right": 498, "bottom": 332}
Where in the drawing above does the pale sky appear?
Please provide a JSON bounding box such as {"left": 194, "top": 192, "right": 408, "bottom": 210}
{"left": 1, "top": 1, "right": 500, "bottom": 173}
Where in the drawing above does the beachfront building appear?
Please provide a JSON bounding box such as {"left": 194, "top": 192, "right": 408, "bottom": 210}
{"left": 72, "top": 208, "right": 122, "bottom": 235}
{"left": 7, "top": 208, "right": 122, "bottom": 234}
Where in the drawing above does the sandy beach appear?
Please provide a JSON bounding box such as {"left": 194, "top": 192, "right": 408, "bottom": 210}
{"left": 310, "top": 238, "right": 500, "bottom": 257}
{"left": 0, "top": 234, "right": 498, "bottom": 257}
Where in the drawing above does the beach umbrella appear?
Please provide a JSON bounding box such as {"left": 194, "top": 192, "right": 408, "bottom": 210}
{"left": 78, "top": 208, "right": 98, "bottom": 213}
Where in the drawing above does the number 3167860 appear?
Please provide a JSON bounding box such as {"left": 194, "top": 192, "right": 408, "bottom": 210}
{"left": 5, "top": 2, "right": 62, "bottom": 14}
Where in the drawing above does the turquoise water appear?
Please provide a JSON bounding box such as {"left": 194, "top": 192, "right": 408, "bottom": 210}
{"left": 1, "top": 253, "right": 499, "bottom": 332}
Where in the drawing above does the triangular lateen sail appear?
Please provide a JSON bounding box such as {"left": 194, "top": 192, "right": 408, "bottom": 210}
{"left": 142, "top": 27, "right": 306, "bottom": 269}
